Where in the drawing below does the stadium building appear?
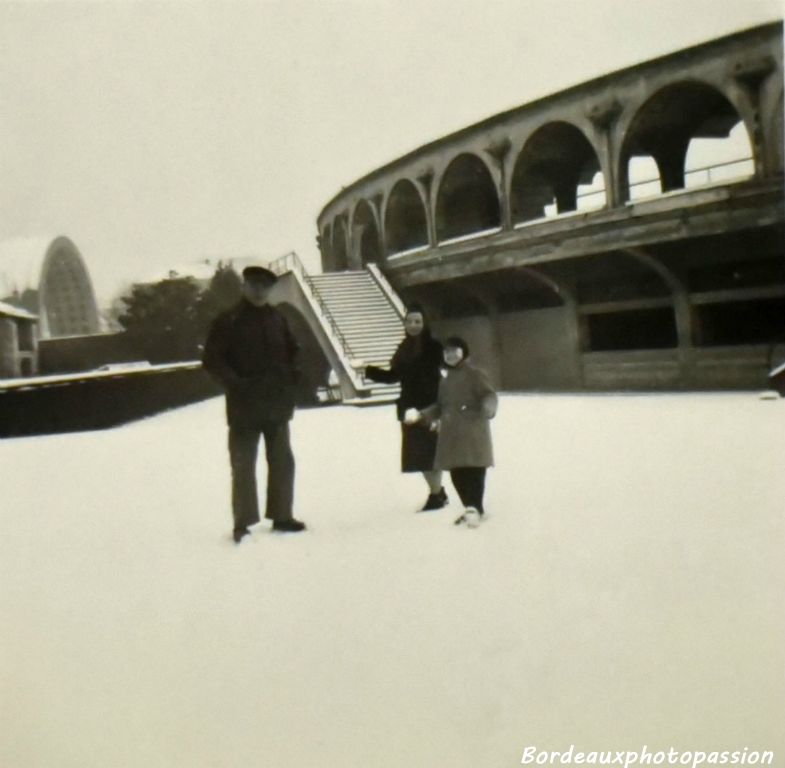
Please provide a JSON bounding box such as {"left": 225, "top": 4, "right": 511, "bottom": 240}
{"left": 315, "top": 22, "right": 785, "bottom": 391}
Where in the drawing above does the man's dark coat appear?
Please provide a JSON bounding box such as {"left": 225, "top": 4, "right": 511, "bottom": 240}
{"left": 202, "top": 300, "right": 300, "bottom": 425}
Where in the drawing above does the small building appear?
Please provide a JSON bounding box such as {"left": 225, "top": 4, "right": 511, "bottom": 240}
{"left": 0, "top": 300, "right": 38, "bottom": 378}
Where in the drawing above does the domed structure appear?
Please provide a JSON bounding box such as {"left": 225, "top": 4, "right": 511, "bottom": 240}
{"left": 0, "top": 236, "right": 100, "bottom": 339}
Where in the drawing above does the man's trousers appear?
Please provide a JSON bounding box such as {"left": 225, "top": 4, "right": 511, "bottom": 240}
{"left": 228, "top": 421, "right": 295, "bottom": 530}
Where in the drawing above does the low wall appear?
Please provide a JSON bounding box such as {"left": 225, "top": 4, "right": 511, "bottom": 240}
{"left": 582, "top": 350, "right": 683, "bottom": 390}
{"left": 582, "top": 345, "right": 784, "bottom": 391}
{"left": 689, "top": 345, "right": 785, "bottom": 390}
{"left": 429, "top": 310, "right": 782, "bottom": 392}
{"left": 0, "top": 364, "right": 221, "bottom": 438}
{"left": 38, "top": 333, "right": 138, "bottom": 374}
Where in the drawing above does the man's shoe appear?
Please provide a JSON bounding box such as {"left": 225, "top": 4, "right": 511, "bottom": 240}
{"left": 233, "top": 527, "right": 250, "bottom": 543}
{"left": 272, "top": 519, "right": 307, "bottom": 533}
{"left": 420, "top": 487, "right": 448, "bottom": 511}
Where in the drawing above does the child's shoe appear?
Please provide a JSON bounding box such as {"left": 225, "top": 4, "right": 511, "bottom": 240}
{"left": 454, "top": 507, "right": 481, "bottom": 527}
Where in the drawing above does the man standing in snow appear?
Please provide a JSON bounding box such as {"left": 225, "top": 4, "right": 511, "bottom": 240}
{"left": 202, "top": 265, "right": 307, "bottom": 542}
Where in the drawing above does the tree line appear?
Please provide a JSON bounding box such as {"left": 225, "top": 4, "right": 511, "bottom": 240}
{"left": 115, "top": 262, "right": 242, "bottom": 363}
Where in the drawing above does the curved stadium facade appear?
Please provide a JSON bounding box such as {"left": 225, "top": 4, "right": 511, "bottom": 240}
{"left": 317, "top": 22, "right": 785, "bottom": 391}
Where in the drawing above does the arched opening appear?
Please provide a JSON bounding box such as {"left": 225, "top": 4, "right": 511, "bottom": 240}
{"left": 384, "top": 179, "right": 428, "bottom": 255}
{"left": 496, "top": 270, "right": 565, "bottom": 313}
{"left": 652, "top": 228, "right": 785, "bottom": 348}
{"left": 571, "top": 252, "right": 677, "bottom": 352}
{"left": 352, "top": 200, "right": 382, "bottom": 266}
{"left": 435, "top": 153, "right": 501, "bottom": 241}
{"left": 684, "top": 122, "right": 754, "bottom": 188}
{"left": 621, "top": 82, "right": 753, "bottom": 201}
{"left": 439, "top": 293, "right": 488, "bottom": 319}
{"left": 511, "top": 122, "right": 604, "bottom": 224}
{"left": 331, "top": 218, "right": 349, "bottom": 271}
{"left": 575, "top": 171, "right": 607, "bottom": 213}
{"left": 627, "top": 157, "right": 662, "bottom": 201}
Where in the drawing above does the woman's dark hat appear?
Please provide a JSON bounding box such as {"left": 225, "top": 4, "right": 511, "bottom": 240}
{"left": 242, "top": 266, "right": 278, "bottom": 286}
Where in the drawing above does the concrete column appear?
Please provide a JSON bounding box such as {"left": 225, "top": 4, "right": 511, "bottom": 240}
{"left": 653, "top": 138, "right": 690, "bottom": 192}
{"left": 587, "top": 99, "right": 623, "bottom": 208}
{"left": 336, "top": 215, "right": 354, "bottom": 270}
{"left": 554, "top": 182, "right": 578, "bottom": 213}
{"left": 416, "top": 170, "right": 436, "bottom": 248}
{"left": 485, "top": 138, "right": 512, "bottom": 230}
{"left": 732, "top": 55, "right": 777, "bottom": 178}
{"left": 350, "top": 223, "right": 364, "bottom": 269}
{"left": 0, "top": 318, "right": 20, "bottom": 378}
{"left": 372, "top": 194, "right": 386, "bottom": 261}
{"left": 472, "top": 287, "right": 504, "bottom": 386}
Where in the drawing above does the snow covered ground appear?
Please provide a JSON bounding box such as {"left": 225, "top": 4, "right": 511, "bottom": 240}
{"left": 1, "top": 393, "right": 783, "bottom": 768}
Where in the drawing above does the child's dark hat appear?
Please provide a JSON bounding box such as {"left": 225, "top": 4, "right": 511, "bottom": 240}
{"left": 444, "top": 336, "right": 470, "bottom": 358}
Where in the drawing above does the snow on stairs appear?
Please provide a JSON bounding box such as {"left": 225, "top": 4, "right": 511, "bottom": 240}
{"left": 307, "top": 270, "right": 405, "bottom": 404}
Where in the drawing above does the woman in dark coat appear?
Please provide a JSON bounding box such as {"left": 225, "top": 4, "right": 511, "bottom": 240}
{"left": 364, "top": 305, "right": 447, "bottom": 511}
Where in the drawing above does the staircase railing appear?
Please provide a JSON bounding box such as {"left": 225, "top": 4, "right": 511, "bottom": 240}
{"left": 267, "top": 251, "right": 365, "bottom": 391}
{"left": 365, "top": 262, "right": 407, "bottom": 319}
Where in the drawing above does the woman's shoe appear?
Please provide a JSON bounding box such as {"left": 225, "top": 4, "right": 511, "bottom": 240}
{"left": 420, "top": 487, "right": 448, "bottom": 511}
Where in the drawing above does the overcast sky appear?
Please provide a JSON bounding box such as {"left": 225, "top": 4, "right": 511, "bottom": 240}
{"left": 0, "top": 0, "right": 782, "bottom": 304}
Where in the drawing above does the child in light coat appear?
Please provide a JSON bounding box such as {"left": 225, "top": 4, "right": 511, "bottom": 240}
{"left": 407, "top": 337, "right": 497, "bottom": 527}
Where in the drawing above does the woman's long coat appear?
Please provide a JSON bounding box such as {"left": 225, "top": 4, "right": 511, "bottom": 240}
{"left": 365, "top": 331, "right": 443, "bottom": 473}
{"left": 423, "top": 361, "right": 497, "bottom": 470}
{"left": 365, "top": 333, "right": 443, "bottom": 421}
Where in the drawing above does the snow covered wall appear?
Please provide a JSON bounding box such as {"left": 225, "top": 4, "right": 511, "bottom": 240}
{"left": 0, "top": 364, "right": 220, "bottom": 437}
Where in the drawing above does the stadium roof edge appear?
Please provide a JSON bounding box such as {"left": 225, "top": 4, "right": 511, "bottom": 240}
{"left": 317, "top": 19, "right": 783, "bottom": 221}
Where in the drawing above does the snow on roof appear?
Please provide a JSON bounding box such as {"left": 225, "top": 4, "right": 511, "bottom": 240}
{"left": 0, "top": 299, "right": 38, "bottom": 320}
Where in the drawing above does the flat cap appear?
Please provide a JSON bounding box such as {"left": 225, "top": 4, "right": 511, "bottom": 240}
{"left": 242, "top": 265, "right": 278, "bottom": 286}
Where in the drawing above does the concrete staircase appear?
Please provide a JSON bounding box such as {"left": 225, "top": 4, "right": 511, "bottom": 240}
{"left": 307, "top": 269, "right": 405, "bottom": 403}
{"left": 267, "top": 253, "right": 405, "bottom": 403}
